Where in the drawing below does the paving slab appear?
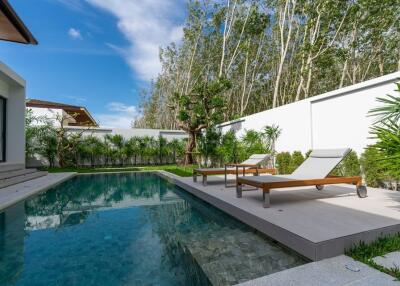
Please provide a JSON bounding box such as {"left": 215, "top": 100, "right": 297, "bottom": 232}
{"left": 0, "top": 172, "right": 76, "bottom": 211}
{"left": 373, "top": 251, "right": 400, "bottom": 270}
{"left": 157, "top": 171, "right": 400, "bottom": 261}
{"left": 235, "top": 255, "right": 398, "bottom": 286}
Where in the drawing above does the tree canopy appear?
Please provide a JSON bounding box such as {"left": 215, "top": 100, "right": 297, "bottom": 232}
{"left": 135, "top": 0, "right": 400, "bottom": 129}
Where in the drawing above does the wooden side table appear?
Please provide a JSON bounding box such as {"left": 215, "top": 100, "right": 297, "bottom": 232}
{"left": 224, "top": 163, "right": 260, "bottom": 188}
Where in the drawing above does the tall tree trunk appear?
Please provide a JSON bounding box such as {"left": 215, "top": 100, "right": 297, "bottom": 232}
{"left": 184, "top": 130, "right": 197, "bottom": 165}
{"left": 273, "top": 0, "right": 296, "bottom": 108}
{"left": 339, "top": 59, "right": 348, "bottom": 88}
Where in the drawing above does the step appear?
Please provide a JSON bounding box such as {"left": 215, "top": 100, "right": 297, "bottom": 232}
{"left": 0, "top": 163, "right": 25, "bottom": 173}
{"left": 0, "top": 171, "right": 48, "bottom": 189}
{"left": 0, "top": 168, "right": 37, "bottom": 180}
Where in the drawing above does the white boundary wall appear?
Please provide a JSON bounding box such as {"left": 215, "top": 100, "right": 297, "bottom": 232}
{"left": 219, "top": 71, "right": 400, "bottom": 155}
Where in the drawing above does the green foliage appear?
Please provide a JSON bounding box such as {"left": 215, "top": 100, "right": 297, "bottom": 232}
{"left": 346, "top": 233, "right": 400, "bottom": 280}
{"left": 198, "top": 127, "right": 222, "bottom": 167}
{"left": 342, "top": 151, "right": 361, "bottom": 176}
{"left": 135, "top": 0, "right": 400, "bottom": 130}
{"left": 360, "top": 147, "right": 387, "bottom": 187}
{"left": 26, "top": 112, "right": 188, "bottom": 168}
{"left": 276, "top": 152, "right": 292, "bottom": 174}
{"left": 25, "top": 109, "right": 57, "bottom": 167}
{"left": 172, "top": 77, "right": 232, "bottom": 164}
{"left": 369, "top": 83, "right": 400, "bottom": 182}
{"left": 369, "top": 83, "right": 400, "bottom": 123}
{"left": 290, "top": 151, "right": 305, "bottom": 172}
{"left": 241, "top": 129, "right": 268, "bottom": 159}
{"left": 173, "top": 78, "right": 232, "bottom": 128}
{"left": 331, "top": 151, "right": 361, "bottom": 177}
{"left": 217, "top": 131, "right": 244, "bottom": 164}
{"left": 276, "top": 151, "right": 306, "bottom": 174}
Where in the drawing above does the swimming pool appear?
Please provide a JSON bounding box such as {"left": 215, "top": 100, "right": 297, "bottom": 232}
{"left": 0, "top": 172, "right": 307, "bottom": 285}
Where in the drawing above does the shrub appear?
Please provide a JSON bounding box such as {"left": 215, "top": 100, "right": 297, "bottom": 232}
{"left": 276, "top": 152, "right": 292, "bottom": 174}
{"left": 198, "top": 127, "right": 222, "bottom": 167}
{"left": 368, "top": 83, "right": 400, "bottom": 187}
{"left": 217, "top": 131, "right": 244, "bottom": 165}
{"left": 360, "top": 147, "right": 387, "bottom": 187}
{"left": 332, "top": 151, "right": 361, "bottom": 177}
{"left": 342, "top": 151, "right": 361, "bottom": 176}
{"left": 241, "top": 129, "right": 268, "bottom": 159}
{"left": 290, "top": 151, "right": 305, "bottom": 172}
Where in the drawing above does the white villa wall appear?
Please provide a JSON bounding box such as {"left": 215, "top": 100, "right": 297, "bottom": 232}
{"left": 65, "top": 126, "right": 188, "bottom": 142}
{"left": 0, "top": 61, "right": 26, "bottom": 166}
{"left": 219, "top": 71, "right": 400, "bottom": 155}
{"left": 28, "top": 107, "right": 64, "bottom": 126}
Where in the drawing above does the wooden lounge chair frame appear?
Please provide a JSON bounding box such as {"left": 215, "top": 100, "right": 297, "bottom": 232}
{"left": 237, "top": 175, "right": 366, "bottom": 208}
{"left": 236, "top": 148, "right": 368, "bottom": 208}
{"left": 193, "top": 165, "right": 276, "bottom": 186}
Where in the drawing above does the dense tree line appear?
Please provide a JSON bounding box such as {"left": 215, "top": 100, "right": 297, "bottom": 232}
{"left": 135, "top": 0, "right": 399, "bottom": 130}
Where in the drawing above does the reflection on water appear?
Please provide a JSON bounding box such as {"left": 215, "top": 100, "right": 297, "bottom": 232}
{"left": 0, "top": 173, "right": 307, "bottom": 286}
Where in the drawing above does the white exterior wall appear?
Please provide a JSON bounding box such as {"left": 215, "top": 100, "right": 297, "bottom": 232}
{"left": 28, "top": 107, "right": 64, "bottom": 127}
{"left": 65, "top": 126, "right": 188, "bottom": 142}
{"left": 219, "top": 72, "right": 400, "bottom": 155}
{"left": 0, "top": 61, "right": 26, "bottom": 166}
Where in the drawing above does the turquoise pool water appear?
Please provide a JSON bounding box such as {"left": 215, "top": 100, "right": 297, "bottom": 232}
{"left": 0, "top": 173, "right": 306, "bottom": 285}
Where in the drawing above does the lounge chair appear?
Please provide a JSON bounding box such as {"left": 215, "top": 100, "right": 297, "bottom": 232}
{"left": 193, "top": 154, "right": 276, "bottom": 186}
{"left": 236, "top": 148, "right": 367, "bottom": 208}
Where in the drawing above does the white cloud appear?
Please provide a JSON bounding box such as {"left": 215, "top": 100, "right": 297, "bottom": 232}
{"left": 86, "top": 0, "right": 184, "bottom": 81}
{"left": 68, "top": 28, "right": 82, "bottom": 40}
{"left": 95, "top": 102, "right": 141, "bottom": 128}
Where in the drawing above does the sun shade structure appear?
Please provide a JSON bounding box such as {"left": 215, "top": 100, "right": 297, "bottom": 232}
{"left": 0, "top": 0, "right": 37, "bottom": 44}
{"left": 236, "top": 148, "right": 367, "bottom": 208}
{"left": 26, "top": 99, "right": 99, "bottom": 127}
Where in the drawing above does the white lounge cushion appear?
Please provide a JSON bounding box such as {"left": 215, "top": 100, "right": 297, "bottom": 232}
{"left": 309, "top": 148, "right": 350, "bottom": 158}
{"left": 242, "top": 154, "right": 271, "bottom": 165}
{"left": 291, "top": 148, "right": 350, "bottom": 179}
{"left": 239, "top": 174, "right": 299, "bottom": 184}
{"left": 240, "top": 148, "right": 351, "bottom": 183}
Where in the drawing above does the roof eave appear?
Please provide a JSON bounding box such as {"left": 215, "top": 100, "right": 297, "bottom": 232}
{"left": 0, "top": 0, "right": 38, "bottom": 45}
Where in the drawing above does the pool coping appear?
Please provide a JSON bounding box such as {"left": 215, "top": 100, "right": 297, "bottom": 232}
{"left": 155, "top": 171, "right": 316, "bottom": 260}
{"left": 155, "top": 170, "right": 400, "bottom": 262}
{"left": 0, "top": 172, "right": 77, "bottom": 211}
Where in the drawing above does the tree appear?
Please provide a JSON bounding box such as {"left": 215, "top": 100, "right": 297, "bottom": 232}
{"left": 263, "top": 124, "right": 282, "bottom": 167}
{"left": 216, "top": 130, "right": 243, "bottom": 165}
{"left": 241, "top": 129, "right": 267, "bottom": 158}
{"left": 198, "top": 127, "right": 222, "bottom": 167}
{"left": 125, "top": 137, "right": 141, "bottom": 165}
{"left": 135, "top": 0, "right": 399, "bottom": 130}
{"left": 25, "top": 109, "right": 57, "bottom": 167}
{"left": 168, "top": 138, "right": 185, "bottom": 164}
{"left": 170, "top": 78, "right": 232, "bottom": 164}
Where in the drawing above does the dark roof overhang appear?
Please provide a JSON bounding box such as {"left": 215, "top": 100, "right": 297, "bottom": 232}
{"left": 0, "top": 0, "right": 37, "bottom": 44}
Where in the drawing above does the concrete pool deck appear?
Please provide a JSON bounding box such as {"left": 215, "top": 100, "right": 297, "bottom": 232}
{"left": 236, "top": 255, "right": 398, "bottom": 286}
{"left": 158, "top": 171, "right": 400, "bottom": 261}
{"left": 0, "top": 172, "right": 76, "bottom": 211}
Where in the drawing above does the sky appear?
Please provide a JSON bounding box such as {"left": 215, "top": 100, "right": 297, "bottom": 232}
{"left": 0, "top": 0, "right": 186, "bottom": 128}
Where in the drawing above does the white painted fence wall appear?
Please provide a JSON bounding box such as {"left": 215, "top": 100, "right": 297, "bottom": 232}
{"left": 219, "top": 72, "right": 400, "bottom": 155}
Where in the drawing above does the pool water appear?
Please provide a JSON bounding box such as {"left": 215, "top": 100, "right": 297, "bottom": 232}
{"left": 0, "top": 173, "right": 307, "bottom": 285}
